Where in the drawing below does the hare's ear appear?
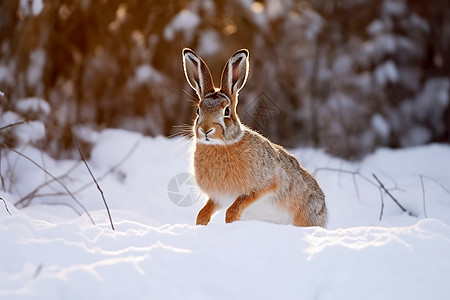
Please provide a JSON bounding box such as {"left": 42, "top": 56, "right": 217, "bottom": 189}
{"left": 220, "top": 49, "right": 249, "bottom": 97}
{"left": 182, "top": 48, "right": 215, "bottom": 99}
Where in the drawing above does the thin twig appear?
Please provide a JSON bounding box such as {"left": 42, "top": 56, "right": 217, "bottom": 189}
{"left": 314, "top": 167, "right": 378, "bottom": 202}
{"left": 0, "top": 120, "right": 28, "bottom": 131}
{"left": 15, "top": 161, "right": 81, "bottom": 207}
{"left": 33, "top": 265, "right": 43, "bottom": 279}
{"left": 0, "top": 148, "right": 6, "bottom": 191}
{"left": 72, "top": 138, "right": 141, "bottom": 195}
{"left": 40, "top": 202, "right": 82, "bottom": 216}
{"left": 378, "top": 187, "right": 384, "bottom": 221}
{"left": 21, "top": 192, "right": 67, "bottom": 199}
{"left": 420, "top": 175, "right": 427, "bottom": 218}
{"left": 315, "top": 167, "right": 415, "bottom": 218}
{"left": 315, "top": 167, "right": 378, "bottom": 188}
{"left": 1, "top": 142, "right": 95, "bottom": 225}
{"left": 352, "top": 173, "right": 361, "bottom": 202}
{"left": 18, "top": 139, "right": 141, "bottom": 206}
{"left": 375, "top": 169, "right": 405, "bottom": 192}
{"left": 372, "top": 173, "right": 415, "bottom": 216}
{"left": 73, "top": 132, "right": 114, "bottom": 230}
{"left": 39, "top": 148, "right": 50, "bottom": 188}
{"left": 5, "top": 145, "right": 22, "bottom": 195}
{"left": 418, "top": 174, "right": 450, "bottom": 195}
{"left": 0, "top": 196, "right": 12, "bottom": 216}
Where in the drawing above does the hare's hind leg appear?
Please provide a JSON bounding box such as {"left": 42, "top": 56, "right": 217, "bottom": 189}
{"left": 293, "top": 210, "right": 310, "bottom": 227}
{"left": 226, "top": 182, "right": 278, "bottom": 223}
{"left": 293, "top": 196, "right": 327, "bottom": 227}
{"left": 196, "top": 198, "right": 218, "bottom": 225}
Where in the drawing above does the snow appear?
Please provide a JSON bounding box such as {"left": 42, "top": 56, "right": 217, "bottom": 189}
{"left": 367, "top": 19, "right": 384, "bottom": 36}
{"left": 0, "top": 65, "right": 14, "bottom": 86}
{"left": 163, "top": 9, "right": 200, "bottom": 42}
{"left": 11, "top": 120, "right": 46, "bottom": 144}
{"left": 133, "top": 64, "right": 164, "bottom": 85}
{"left": 265, "top": 0, "right": 287, "bottom": 21}
{"left": 0, "top": 111, "right": 21, "bottom": 128}
{"left": 197, "top": 30, "right": 222, "bottom": 57}
{"left": 383, "top": 0, "right": 407, "bottom": 17}
{"left": 15, "top": 98, "right": 51, "bottom": 116}
{"left": 371, "top": 113, "right": 390, "bottom": 140}
{"left": 26, "top": 48, "right": 46, "bottom": 89}
{"left": 373, "top": 34, "right": 396, "bottom": 56}
{"left": 303, "top": 9, "right": 324, "bottom": 41}
{"left": 375, "top": 60, "right": 398, "bottom": 86}
{"left": 333, "top": 54, "right": 353, "bottom": 74}
{"left": 409, "top": 13, "right": 430, "bottom": 33}
{"left": 19, "top": 0, "right": 43, "bottom": 16}
{"left": 1, "top": 128, "right": 450, "bottom": 299}
{"left": 235, "top": 0, "right": 268, "bottom": 30}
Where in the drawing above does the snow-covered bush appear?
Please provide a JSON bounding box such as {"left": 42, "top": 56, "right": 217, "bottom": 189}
{"left": 0, "top": 95, "right": 48, "bottom": 147}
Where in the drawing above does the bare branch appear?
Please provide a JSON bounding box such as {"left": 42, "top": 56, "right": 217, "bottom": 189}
{"left": 16, "top": 138, "right": 140, "bottom": 211}
{"left": 15, "top": 161, "right": 81, "bottom": 207}
{"left": 19, "top": 192, "right": 67, "bottom": 202}
{"left": 315, "top": 167, "right": 418, "bottom": 219}
{"left": 314, "top": 167, "right": 379, "bottom": 202}
{"left": 315, "top": 167, "right": 378, "bottom": 188}
{"left": 0, "top": 196, "right": 12, "bottom": 216}
{"left": 420, "top": 175, "right": 427, "bottom": 218}
{"left": 72, "top": 138, "right": 141, "bottom": 195}
{"left": 40, "top": 201, "right": 82, "bottom": 216}
{"left": 372, "top": 173, "right": 416, "bottom": 217}
{"left": 1, "top": 142, "right": 95, "bottom": 225}
{"left": 378, "top": 187, "right": 384, "bottom": 221}
{"left": 0, "top": 148, "right": 6, "bottom": 191}
{"left": 352, "top": 173, "right": 361, "bottom": 202}
{"left": 72, "top": 131, "right": 114, "bottom": 230}
{"left": 33, "top": 265, "right": 43, "bottom": 279}
{"left": 0, "top": 120, "right": 28, "bottom": 131}
{"left": 418, "top": 174, "right": 450, "bottom": 195}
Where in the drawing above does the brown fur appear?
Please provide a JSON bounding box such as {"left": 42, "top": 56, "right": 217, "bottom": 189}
{"left": 194, "top": 129, "right": 327, "bottom": 227}
{"left": 194, "top": 135, "right": 253, "bottom": 196}
{"left": 196, "top": 199, "right": 217, "bottom": 225}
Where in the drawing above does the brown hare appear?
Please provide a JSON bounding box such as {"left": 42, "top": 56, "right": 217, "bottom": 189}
{"left": 182, "top": 48, "right": 327, "bottom": 227}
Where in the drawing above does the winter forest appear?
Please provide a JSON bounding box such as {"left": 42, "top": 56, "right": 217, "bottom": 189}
{"left": 1, "top": 1, "right": 450, "bottom": 299}
{"left": 1, "top": 0, "right": 449, "bottom": 158}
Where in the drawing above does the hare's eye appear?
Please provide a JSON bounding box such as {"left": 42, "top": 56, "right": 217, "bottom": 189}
{"left": 196, "top": 107, "right": 200, "bottom": 115}
{"left": 224, "top": 106, "right": 231, "bottom": 117}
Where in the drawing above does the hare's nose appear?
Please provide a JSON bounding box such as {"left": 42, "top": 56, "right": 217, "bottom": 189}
{"left": 199, "top": 127, "right": 215, "bottom": 136}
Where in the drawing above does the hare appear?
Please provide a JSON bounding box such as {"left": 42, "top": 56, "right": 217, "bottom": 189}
{"left": 182, "top": 48, "right": 327, "bottom": 227}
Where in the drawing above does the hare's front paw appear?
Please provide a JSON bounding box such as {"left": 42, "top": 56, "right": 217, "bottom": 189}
{"left": 196, "top": 199, "right": 215, "bottom": 225}
{"left": 196, "top": 211, "right": 211, "bottom": 225}
{"left": 225, "top": 206, "right": 241, "bottom": 223}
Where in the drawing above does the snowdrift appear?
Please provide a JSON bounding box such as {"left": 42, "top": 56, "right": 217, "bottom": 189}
{"left": 1, "top": 129, "right": 450, "bottom": 299}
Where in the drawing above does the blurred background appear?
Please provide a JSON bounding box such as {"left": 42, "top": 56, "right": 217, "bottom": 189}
{"left": 0, "top": 0, "right": 449, "bottom": 159}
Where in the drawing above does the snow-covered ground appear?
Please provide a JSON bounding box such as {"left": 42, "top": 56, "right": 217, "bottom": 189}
{"left": 1, "top": 129, "right": 450, "bottom": 299}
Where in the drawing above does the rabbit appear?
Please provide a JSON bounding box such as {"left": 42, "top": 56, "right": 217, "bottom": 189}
{"left": 182, "top": 48, "right": 327, "bottom": 227}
